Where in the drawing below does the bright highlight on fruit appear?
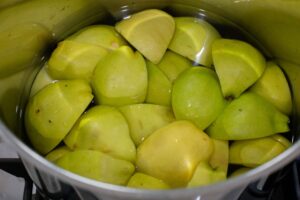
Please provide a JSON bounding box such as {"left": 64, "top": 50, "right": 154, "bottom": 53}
{"left": 169, "top": 17, "right": 221, "bottom": 67}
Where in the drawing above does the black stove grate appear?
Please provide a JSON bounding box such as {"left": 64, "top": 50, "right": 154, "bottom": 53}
{"left": 0, "top": 158, "right": 299, "bottom": 200}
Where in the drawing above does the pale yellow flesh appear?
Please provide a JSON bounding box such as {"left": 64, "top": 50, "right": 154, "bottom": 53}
{"left": 67, "top": 25, "right": 127, "bottom": 50}
{"left": 119, "top": 104, "right": 175, "bottom": 146}
{"left": 136, "top": 120, "right": 213, "bottom": 188}
{"left": 116, "top": 9, "right": 175, "bottom": 64}
{"left": 64, "top": 105, "right": 136, "bottom": 163}
{"left": 30, "top": 63, "right": 55, "bottom": 97}
{"left": 212, "top": 39, "right": 266, "bottom": 98}
{"left": 48, "top": 40, "right": 108, "bottom": 81}
{"left": 45, "top": 146, "right": 72, "bottom": 162}
{"left": 56, "top": 150, "right": 135, "bottom": 185}
{"left": 92, "top": 46, "right": 148, "bottom": 106}
{"left": 229, "top": 134, "right": 291, "bottom": 167}
{"left": 187, "top": 162, "right": 226, "bottom": 188}
{"left": 230, "top": 168, "right": 252, "bottom": 178}
{"left": 145, "top": 61, "right": 172, "bottom": 106}
{"left": 168, "top": 17, "right": 221, "bottom": 66}
{"left": 157, "top": 51, "right": 192, "bottom": 83}
{"left": 25, "top": 80, "right": 93, "bottom": 154}
{"left": 127, "top": 173, "right": 170, "bottom": 189}
{"left": 209, "top": 139, "right": 229, "bottom": 173}
{"left": 207, "top": 92, "right": 289, "bottom": 140}
{"left": 250, "top": 61, "right": 292, "bottom": 115}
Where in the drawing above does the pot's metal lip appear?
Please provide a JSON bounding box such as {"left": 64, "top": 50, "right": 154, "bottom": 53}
{"left": 1, "top": 120, "right": 300, "bottom": 197}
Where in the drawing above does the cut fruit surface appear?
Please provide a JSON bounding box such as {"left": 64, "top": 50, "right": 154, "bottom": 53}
{"left": 92, "top": 46, "right": 147, "bottom": 106}
{"left": 207, "top": 92, "right": 290, "bottom": 140}
{"left": 229, "top": 134, "right": 291, "bottom": 167}
{"left": 67, "top": 25, "right": 127, "bottom": 50}
{"left": 250, "top": 61, "right": 292, "bottom": 115}
{"left": 127, "top": 173, "right": 170, "bottom": 189}
{"left": 136, "top": 120, "right": 213, "bottom": 187}
{"left": 157, "top": 51, "right": 192, "bottom": 83}
{"left": 25, "top": 80, "right": 93, "bottom": 154}
{"left": 116, "top": 9, "right": 175, "bottom": 64}
{"left": 64, "top": 105, "right": 136, "bottom": 162}
{"left": 119, "top": 104, "right": 175, "bottom": 146}
{"left": 48, "top": 40, "right": 108, "bottom": 81}
{"left": 145, "top": 61, "right": 172, "bottom": 106}
{"left": 168, "top": 17, "right": 221, "bottom": 66}
{"left": 212, "top": 39, "right": 266, "bottom": 98}
{"left": 56, "top": 150, "right": 135, "bottom": 185}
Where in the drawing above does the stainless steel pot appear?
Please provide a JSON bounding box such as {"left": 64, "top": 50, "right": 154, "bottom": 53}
{"left": 1, "top": 0, "right": 300, "bottom": 199}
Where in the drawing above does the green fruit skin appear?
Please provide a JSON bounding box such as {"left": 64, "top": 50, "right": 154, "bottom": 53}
{"left": 145, "top": 61, "right": 172, "bottom": 106}
{"left": 127, "top": 173, "right": 170, "bottom": 189}
{"left": 119, "top": 104, "right": 175, "bottom": 146}
{"left": 64, "top": 105, "right": 136, "bottom": 163}
{"left": 229, "top": 135, "right": 291, "bottom": 167}
{"left": 172, "top": 67, "right": 226, "bottom": 130}
{"left": 67, "top": 25, "right": 127, "bottom": 50}
{"left": 207, "top": 92, "right": 290, "bottom": 140}
{"left": 48, "top": 40, "right": 108, "bottom": 81}
{"left": 136, "top": 120, "right": 213, "bottom": 188}
{"left": 92, "top": 46, "right": 148, "bottom": 106}
{"left": 250, "top": 61, "right": 292, "bottom": 115}
{"left": 157, "top": 51, "right": 192, "bottom": 83}
{"left": 212, "top": 39, "right": 266, "bottom": 98}
{"left": 56, "top": 150, "right": 135, "bottom": 185}
{"left": 115, "top": 9, "right": 175, "bottom": 64}
{"left": 45, "top": 146, "right": 72, "bottom": 162}
{"left": 187, "top": 162, "right": 226, "bottom": 188}
{"left": 168, "top": 17, "right": 221, "bottom": 67}
{"left": 25, "top": 80, "right": 93, "bottom": 154}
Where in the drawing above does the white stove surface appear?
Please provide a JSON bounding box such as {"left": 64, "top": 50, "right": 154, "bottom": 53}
{"left": 0, "top": 143, "right": 25, "bottom": 200}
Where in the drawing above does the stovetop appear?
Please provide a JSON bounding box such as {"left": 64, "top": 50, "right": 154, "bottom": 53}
{"left": 0, "top": 144, "right": 300, "bottom": 200}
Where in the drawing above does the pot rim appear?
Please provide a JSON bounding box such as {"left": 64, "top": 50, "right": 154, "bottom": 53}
{"left": 1, "top": 121, "right": 300, "bottom": 197}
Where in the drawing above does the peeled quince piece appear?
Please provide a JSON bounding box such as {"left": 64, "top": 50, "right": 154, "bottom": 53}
{"left": 157, "top": 51, "right": 192, "bottom": 83}
{"left": 250, "top": 61, "right": 292, "bottom": 115}
{"left": 145, "top": 61, "right": 172, "bottom": 106}
{"left": 48, "top": 40, "right": 108, "bottom": 81}
{"left": 136, "top": 120, "right": 213, "bottom": 188}
{"left": 67, "top": 25, "right": 127, "bottom": 50}
{"left": 229, "top": 134, "right": 291, "bottom": 167}
{"left": 25, "top": 80, "right": 93, "bottom": 154}
{"left": 45, "top": 146, "right": 71, "bottom": 162}
{"left": 116, "top": 9, "right": 175, "bottom": 64}
{"left": 172, "top": 67, "right": 226, "bottom": 130}
{"left": 30, "top": 62, "right": 55, "bottom": 97}
{"left": 56, "top": 150, "right": 135, "bottom": 185}
{"left": 187, "top": 162, "right": 226, "bottom": 188}
{"left": 207, "top": 92, "right": 289, "bottom": 140}
{"left": 212, "top": 39, "right": 266, "bottom": 98}
{"left": 127, "top": 173, "right": 170, "bottom": 189}
{"left": 92, "top": 46, "right": 147, "bottom": 106}
{"left": 119, "top": 104, "right": 175, "bottom": 146}
{"left": 64, "top": 105, "right": 136, "bottom": 162}
{"left": 168, "top": 17, "right": 221, "bottom": 66}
